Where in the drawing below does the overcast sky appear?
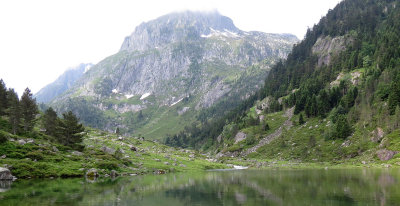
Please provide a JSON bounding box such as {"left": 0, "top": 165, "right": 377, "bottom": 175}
{"left": 0, "top": 0, "right": 342, "bottom": 96}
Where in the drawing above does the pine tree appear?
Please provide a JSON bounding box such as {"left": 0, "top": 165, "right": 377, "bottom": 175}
{"left": 58, "top": 111, "right": 85, "bottom": 150}
{"left": 299, "top": 113, "right": 305, "bottom": 125}
{"left": 42, "top": 107, "right": 58, "bottom": 137}
{"left": 0, "top": 79, "right": 7, "bottom": 116}
{"left": 334, "top": 115, "right": 352, "bottom": 139}
{"left": 388, "top": 76, "right": 400, "bottom": 115}
{"left": 7, "top": 89, "right": 20, "bottom": 135}
{"left": 20, "top": 88, "right": 38, "bottom": 132}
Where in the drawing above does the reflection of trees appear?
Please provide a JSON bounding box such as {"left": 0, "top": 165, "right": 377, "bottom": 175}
{"left": 2, "top": 169, "right": 400, "bottom": 205}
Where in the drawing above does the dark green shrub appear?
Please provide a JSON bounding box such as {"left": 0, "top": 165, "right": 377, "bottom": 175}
{"left": 96, "top": 161, "right": 118, "bottom": 170}
{"left": 0, "top": 131, "right": 8, "bottom": 144}
{"left": 26, "top": 151, "right": 44, "bottom": 161}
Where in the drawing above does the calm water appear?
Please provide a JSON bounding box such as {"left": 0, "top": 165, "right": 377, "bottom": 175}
{"left": 1, "top": 168, "right": 400, "bottom": 206}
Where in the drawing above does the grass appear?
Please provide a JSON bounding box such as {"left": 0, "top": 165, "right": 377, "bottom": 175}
{"left": 0, "top": 127, "right": 227, "bottom": 179}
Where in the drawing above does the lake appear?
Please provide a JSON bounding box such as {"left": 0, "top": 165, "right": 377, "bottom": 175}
{"left": 1, "top": 168, "right": 399, "bottom": 205}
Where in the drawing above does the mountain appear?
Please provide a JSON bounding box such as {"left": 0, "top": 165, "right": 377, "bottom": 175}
{"left": 34, "top": 63, "right": 93, "bottom": 103}
{"left": 49, "top": 11, "right": 298, "bottom": 139}
{"left": 168, "top": 0, "right": 400, "bottom": 165}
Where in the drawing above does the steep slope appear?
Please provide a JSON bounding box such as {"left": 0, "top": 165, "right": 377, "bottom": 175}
{"left": 50, "top": 11, "right": 298, "bottom": 139}
{"left": 170, "top": 0, "right": 400, "bottom": 166}
{"left": 34, "top": 63, "right": 93, "bottom": 103}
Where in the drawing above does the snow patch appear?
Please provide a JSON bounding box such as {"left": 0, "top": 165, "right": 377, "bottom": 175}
{"left": 140, "top": 93, "right": 151, "bottom": 100}
{"left": 201, "top": 27, "right": 241, "bottom": 39}
{"left": 112, "top": 89, "right": 118, "bottom": 94}
{"left": 125, "top": 94, "right": 134, "bottom": 99}
{"left": 170, "top": 98, "right": 183, "bottom": 107}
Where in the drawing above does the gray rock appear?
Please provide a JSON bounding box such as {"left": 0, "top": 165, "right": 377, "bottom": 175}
{"left": 189, "top": 154, "right": 195, "bottom": 158}
{"left": 110, "top": 170, "right": 118, "bottom": 177}
{"left": 0, "top": 155, "right": 6, "bottom": 159}
{"left": 164, "top": 162, "right": 170, "bottom": 165}
{"left": 52, "top": 146, "right": 59, "bottom": 152}
{"left": 234, "top": 132, "right": 247, "bottom": 144}
{"left": 17, "top": 139, "right": 26, "bottom": 145}
{"left": 371, "top": 127, "right": 385, "bottom": 143}
{"left": 0, "top": 167, "right": 13, "bottom": 180}
{"left": 86, "top": 168, "right": 99, "bottom": 177}
{"left": 101, "top": 146, "right": 115, "bottom": 155}
{"left": 376, "top": 149, "right": 398, "bottom": 161}
{"left": 71, "top": 151, "right": 83, "bottom": 156}
{"left": 130, "top": 146, "right": 137, "bottom": 151}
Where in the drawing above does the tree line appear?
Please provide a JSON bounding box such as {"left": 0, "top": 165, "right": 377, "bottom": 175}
{"left": 165, "top": 0, "right": 400, "bottom": 149}
{"left": 0, "top": 79, "right": 84, "bottom": 150}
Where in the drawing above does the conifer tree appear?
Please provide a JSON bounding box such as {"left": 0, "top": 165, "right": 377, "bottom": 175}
{"left": 388, "top": 75, "right": 400, "bottom": 115}
{"left": 299, "top": 113, "right": 305, "bottom": 125}
{"left": 58, "top": 111, "right": 85, "bottom": 150}
{"left": 334, "top": 115, "right": 352, "bottom": 139}
{"left": 0, "top": 79, "right": 7, "bottom": 116}
{"left": 7, "top": 89, "right": 20, "bottom": 134}
{"left": 42, "top": 107, "right": 58, "bottom": 137}
{"left": 20, "top": 88, "right": 38, "bottom": 132}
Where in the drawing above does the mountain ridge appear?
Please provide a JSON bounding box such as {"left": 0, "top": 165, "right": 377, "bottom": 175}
{"left": 48, "top": 11, "right": 298, "bottom": 139}
{"left": 34, "top": 63, "right": 93, "bottom": 103}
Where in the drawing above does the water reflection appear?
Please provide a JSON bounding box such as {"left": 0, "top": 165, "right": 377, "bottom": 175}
{"left": 0, "top": 169, "right": 399, "bottom": 206}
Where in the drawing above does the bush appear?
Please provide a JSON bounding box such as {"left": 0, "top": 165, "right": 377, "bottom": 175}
{"left": 96, "top": 161, "right": 118, "bottom": 170}
{"left": 0, "top": 131, "right": 8, "bottom": 144}
{"left": 26, "top": 151, "right": 44, "bottom": 161}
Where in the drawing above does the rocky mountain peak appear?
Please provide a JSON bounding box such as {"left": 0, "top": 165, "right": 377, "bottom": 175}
{"left": 120, "top": 10, "right": 240, "bottom": 52}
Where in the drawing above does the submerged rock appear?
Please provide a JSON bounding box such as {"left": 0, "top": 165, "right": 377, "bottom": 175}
{"left": 0, "top": 167, "right": 13, "bottom": 180}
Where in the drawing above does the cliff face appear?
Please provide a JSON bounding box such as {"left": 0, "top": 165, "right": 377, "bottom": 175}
{"left": 51, "top": 11, "right": 298, "bottom": 139}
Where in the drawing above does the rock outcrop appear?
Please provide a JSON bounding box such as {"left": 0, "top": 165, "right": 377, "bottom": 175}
{"left": 0, "top": 167, "right": 13, "bottom": 180}
{"left": 376, "top": 149, "right": 398, "bottom": 161}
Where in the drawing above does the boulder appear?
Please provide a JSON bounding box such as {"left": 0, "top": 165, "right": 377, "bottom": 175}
{"left": 101, "top": 146, "right": 115, "bottom": 155}
{"left": 17, "top": 139, "right": 26, "bottom": 145}
{"left": 0, "top": 167, "right": 13, "bottom": 180}
{"left": 376, "top": 149, "right": 398, "bottom": 161}
{"left": 71, "top": 151, "right": 83, "bottom": 156}
{"left": 130, "top": 146, "right": 137, "bottom": 152}
{"left": 371, "top": 127, "right": 385, "bottom": 143}
{"left": 52, "top": 146, "right": 59, "bottom": 152}
{"left": 110, "top": 170, "right": 118, "bottom": 177}
{"left": 217, "top": 135, "right": 222, "bottom": 143}
{"left": 234, "top": 132, "right": 247, "bottom": 144}
{"left": 86, "top": 168, "right": 99, "bottom": 177}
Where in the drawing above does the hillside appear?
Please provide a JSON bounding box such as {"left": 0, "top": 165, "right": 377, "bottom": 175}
{"left": 169, "top": 0, "right": 400, "bottom": 166}
{"left": 34, "top": 63, "right": 93, "bottom": 103}
{"left": 48, "top": 11, "right": 298, "bottom": 139}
